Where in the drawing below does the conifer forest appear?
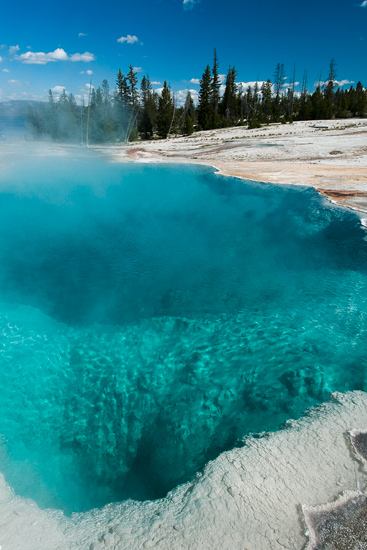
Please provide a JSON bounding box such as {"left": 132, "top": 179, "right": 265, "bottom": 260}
{"left": 28, "top": 53, "right": 367, "bottom": 144}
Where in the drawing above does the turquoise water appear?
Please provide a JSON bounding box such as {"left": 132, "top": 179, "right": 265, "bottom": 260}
{"left": 0, "top": 154, "right": 367, "bottom": 512}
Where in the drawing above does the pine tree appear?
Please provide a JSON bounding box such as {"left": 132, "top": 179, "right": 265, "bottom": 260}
{"left": 220, "top": 67, "right": 238, "bottom": 124}
{"left": 197, "top": 65, "right": 213, "bottom": 130}
{"left": 102, "top": 79, "right": 110, "bottom": 104}
{"left": 127, "top": 65, "right": 139, "bottom": 108}
{"left": 183, "top": 91, "right": 195, "bottom": 134}
{"left": 139, "top": 75, "right": 157, "bottom": 139}
{"left": 261, "top": 80, "right": 272, "bottom": 123}
{"left": 115, "top": 69, "right": 131, "bottom": 141}
{"left": 324, "top": 58, "right": 336, "bottom": 119}
{"left": 184, "top": 90, "right": 196, "bottom": 122}
{"left": 310, "top": 85, "right": 324, "bottom": 119}
{"left": 48, "top": 90, "right": 57, "bottom": 138}
{"left": 156, "top": 81, "right": 174, "bottom": 138}
{"left": 355, "top": 81, "right": 367, "bottom": 117}
{"left": 297, "top": 70, "right": 312, "bottom": 120}
{"left": 273, "top": 63, "right": 285, "bottom": 121}
{"left": 210, "top": 48, "right": 221, "bottom": 128}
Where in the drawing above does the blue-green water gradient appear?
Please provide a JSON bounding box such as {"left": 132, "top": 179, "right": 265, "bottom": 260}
{"left": 0, "top": 155, "right": 366, "bottom": 512}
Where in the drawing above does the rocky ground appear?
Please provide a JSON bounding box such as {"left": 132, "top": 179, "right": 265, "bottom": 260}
{"left": 98, "top": 118, "right": 367, "bottom": 212}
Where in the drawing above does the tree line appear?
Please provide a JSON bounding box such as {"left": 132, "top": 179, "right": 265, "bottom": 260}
{"left": 28, "top": 54, "right": 367, "bottom": 143}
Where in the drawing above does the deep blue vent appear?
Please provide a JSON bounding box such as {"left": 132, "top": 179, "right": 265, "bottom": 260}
{"left": 0, "top": 155, "right": 367, "bottom": 513}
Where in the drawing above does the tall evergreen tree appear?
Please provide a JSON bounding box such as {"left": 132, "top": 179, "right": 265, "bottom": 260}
{"left": 220, "top": 66, "right": 238, "bottom": 124}
{"left": 139, "top": 75, "right": 157, "bottom": 139}
{"left": 101, "top": 79, "right": 110, "bottom": 104}
{"left": 354, "top": 81, "right": 367, "bottom": 117}
{"left": 156, "top": 81, "right": 174, "bottom": 138}
{"left": 197, "top": 65, "right": 213, "bottom": 130}
{"left": 324, "top": 58, "right": 336, "bottom": 119}
{"left": 273, "top": 63, "right": 285, "bottom": 121}
{"left": 183, "top": 90, "right": 195, "bottom": 135}
{"left": 127, "top": 65, "right": 139, "bottom": 108}
{"left": 210, "top": 48, "right": 222, "bottom": 128}
{"left": 261, "top": 80, "right": 272, "bottom": 123}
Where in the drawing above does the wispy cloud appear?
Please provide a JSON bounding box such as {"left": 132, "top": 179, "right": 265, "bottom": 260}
{"left": 16, "top": 48, "right": 95, "bottom": 65}
{"left": 8, "top": 79, "right": 23, "bottom": 86}
{"left": 9, "top": 45, "right": 20, "bottom": 55}
{"left": 358, "top": 1, "right": 367, "bottom": 7}
{"left": 78, "top": 32, "right": 87, "bottom": 37}
{"left": 69, "top": 52, "right": 95, "bottom": 62}
{"left": 133, "top": 66, "right": 143, "bottom": 72}
{"left": 335, "top": 79, "right": 355, "bottom": 86}
{"left": 0, "top": 57, "right": 2, "bottom": 63}
{"left": 80, "top": 69, "right": 93, "bottom": 75}
{"left": 317, "top": 79, "right": 355, "bottom": 87}
{"left": 183, "top": 0, "right": 196, "bottom": 9}
{"left": 2, "top": 68, "right": 9, "bottom": 73}
{"left": 190, "top": 78, "right": 200, "bottom": 85}
{"left": 151, "top": 81, "right": 161, "bottom": 85}
{"left": 117, "top": 35, "right": 139, "bottom": 44}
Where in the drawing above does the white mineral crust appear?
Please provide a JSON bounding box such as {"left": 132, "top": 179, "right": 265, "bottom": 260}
{"left": 2, "top": 391, "right": 367, "bottom": 549}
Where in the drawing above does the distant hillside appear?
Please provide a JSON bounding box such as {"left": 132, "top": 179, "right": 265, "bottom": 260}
{"left": 0, "top": 100, "right": 43, "bottom": 117}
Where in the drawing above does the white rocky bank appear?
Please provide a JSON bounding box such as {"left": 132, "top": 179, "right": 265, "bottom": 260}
{"left": 1, "top": 391, "right": 367, "bottom": 549}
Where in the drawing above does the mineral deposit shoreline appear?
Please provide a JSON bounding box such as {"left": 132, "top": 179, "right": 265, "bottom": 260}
{"left": 101, "top": 118, "right": 367, "bottom": 212}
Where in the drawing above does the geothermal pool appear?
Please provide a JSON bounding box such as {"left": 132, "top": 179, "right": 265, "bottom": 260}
{"left": 0, "top": 153, "right": 367, "bottom": 514}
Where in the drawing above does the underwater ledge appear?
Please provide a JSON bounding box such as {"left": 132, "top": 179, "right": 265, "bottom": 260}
{"left": 2, "top": 390, "right": 367, "bottom": 550}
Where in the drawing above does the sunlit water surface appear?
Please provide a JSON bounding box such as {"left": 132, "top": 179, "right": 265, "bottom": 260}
{"left": 0, "top": 154, "right": 367, "bottom": 513}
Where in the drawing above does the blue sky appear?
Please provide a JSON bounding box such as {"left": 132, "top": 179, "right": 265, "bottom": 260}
{"left": 0, "top": 0, "right": 366, "bottom": 105}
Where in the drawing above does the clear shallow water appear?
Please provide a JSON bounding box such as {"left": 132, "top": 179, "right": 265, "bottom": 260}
{"left": 0, "top": 154, "right": 367, "bottom": 513}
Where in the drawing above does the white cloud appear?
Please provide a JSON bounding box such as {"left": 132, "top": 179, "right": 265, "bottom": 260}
{"left": 80, "top": 69, "right": 93, "bottom": 75}
{"left": 237, "top": 81, "right": 266, "bottom": 90}
{"left": 2, "top": 68, "right": 9, "bottom": 73}
{"left": 9, "top": 45, "right": 20, "bottom": 55}
{"left": 335, "top": 79, "right": 355, "bottom": 86}
{"left": 8, "top": 79, "right": 22, "bottom": 86}
{"left": 153, "top": 88, "right": 198, "bottom": 106}
{"left": 70, "top": 52, "right": 95, "bottom": 62}
{"left": 174, "top": 88, "right": 199, "bottom": 105}
{"left": 16, "top": 48, "right": 95, "bottom": 65}
{"left": 51, "top": 86, "right": 70, "bottom": 99}
{"left": 78, "top": 32, "right": 87, "bottom": 37}
{"left": 359, "top": 1, "right": 367, "bottom": 6}
{"left": 117, "top": 35, "right": 139, "bottom": 44}
{"left": 151, "top": 81, "right": 161, "bottom": 85}
{"left": 190, "top": 78, "right": 200, "bottom": 85}
{"left": 17, "top": 48, "right": 67, "bottom": 64}
{"left": 51, "top": 85, "right": 67, "bottom": 95}
{"left": 26, "top": 46, "right": 31, "bottom": 49}
{"left": 0, "top": 56, "right": 2, "bottom": 62}
{"left": 317, "top": 79, "right": 355, "bottom": 87}
{"left": 133, "top": 66, "right": 143, "bottom": 72}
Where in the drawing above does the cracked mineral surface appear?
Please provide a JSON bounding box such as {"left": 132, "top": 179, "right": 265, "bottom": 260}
{"left": 2, "top": 391, "right": 367, "bottom": 550}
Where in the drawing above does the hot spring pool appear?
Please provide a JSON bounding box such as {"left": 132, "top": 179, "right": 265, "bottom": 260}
{"left": 0, "top": 152, "right": 367, "bottom": 513}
